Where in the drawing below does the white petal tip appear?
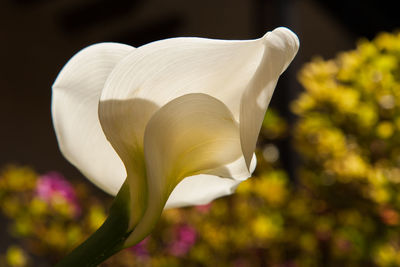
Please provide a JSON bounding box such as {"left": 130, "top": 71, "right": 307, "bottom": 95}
{"left": 262, "top": 27, "right": 300, "bottom": 52}
{"left": 274, "top": 27, "right": 300, "bottom": 44}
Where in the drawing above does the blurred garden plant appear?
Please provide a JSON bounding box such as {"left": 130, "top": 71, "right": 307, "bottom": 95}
{"left": 0, "top": 166, "right": 108, "bottom": 266}
{"left": 291, "top": 30, "right": 400, "bottom": 266}
{"left": 0, "top": 166, "right": 205, "bottom": 266}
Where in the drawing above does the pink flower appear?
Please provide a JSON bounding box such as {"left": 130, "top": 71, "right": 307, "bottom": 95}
{"left": 128, "top": 237, "right": 149, "bottom": 258}
{"left": 168, "top": 225, "right": 197, "bottom": 257}
{"left": 195, "top": 203, "right": 212, "bottom": 213}
{"left": 36, "top": 172, "right": 81, "bottom": 216}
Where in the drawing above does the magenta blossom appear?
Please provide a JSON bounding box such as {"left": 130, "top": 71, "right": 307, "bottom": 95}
{"left": 36, "top": 172, "right": 81, "bottom": 216}
{"left": 195, "top": 203, "right": 212, "bottom": 213}
{"left": 129, "top": 237, "right": 149, "bottom": 258}
{"left": 168, "top": 224, "right": 197, "bottom": 257}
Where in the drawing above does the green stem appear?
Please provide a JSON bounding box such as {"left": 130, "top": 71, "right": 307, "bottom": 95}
{"left": 56, "top": 182, "right": 132, "bottom": 267}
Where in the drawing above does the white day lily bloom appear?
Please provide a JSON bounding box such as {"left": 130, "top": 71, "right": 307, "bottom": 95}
{"left": 52, "top": 27, "right": 299, "bottom": 263}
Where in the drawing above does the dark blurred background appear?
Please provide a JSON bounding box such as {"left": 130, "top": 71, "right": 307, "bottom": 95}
{"left": 0, "top": 0, "right": 399, "bottom": 252}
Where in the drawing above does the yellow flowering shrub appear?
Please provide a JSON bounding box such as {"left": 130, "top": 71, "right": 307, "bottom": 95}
{"left": 292, "top": 30, "right": 400, "bottom": 266}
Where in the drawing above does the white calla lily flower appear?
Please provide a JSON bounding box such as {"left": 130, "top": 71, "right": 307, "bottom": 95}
{"left": 52, "top": 27, "right": 299, "bottom": 265}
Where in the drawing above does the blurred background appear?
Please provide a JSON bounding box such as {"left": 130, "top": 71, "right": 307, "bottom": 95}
{"left": 1, "top": 0, "right": 400, "bottom": 266}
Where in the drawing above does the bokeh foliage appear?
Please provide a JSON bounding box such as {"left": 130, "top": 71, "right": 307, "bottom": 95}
{"left": 2, "top": 31, "right": 400, "bottom": 266}
{"left": 290, "top": 30, "right": 400, "bottom": 267}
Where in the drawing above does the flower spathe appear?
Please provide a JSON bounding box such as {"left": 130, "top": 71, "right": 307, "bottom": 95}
{"left": 52, "top": 27, "right": 299, "bottom": 250}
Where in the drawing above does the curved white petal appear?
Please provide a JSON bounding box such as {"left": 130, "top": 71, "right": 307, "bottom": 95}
{"left": 99, "top": 97, "right": 159, "bottom": 226}
{"left": 100, "top": 27, "right": 298, "bottom": 175}
{"left": 165, "top": 153, "right": 257, "bottom": 208}
{"left": 52, "top": 43, "right": 134, "bottom": 195}
{"left": 240, "top": 27, "right": 299, "bottom": 167}
{"left": 165, "top": 175, "right": 241, "bottom": 208}
{"left": 125, "top": 93, "right": 243, "bottom": 245}
{"left": 100, "top": 35, "right": 264, "bottom": 121}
